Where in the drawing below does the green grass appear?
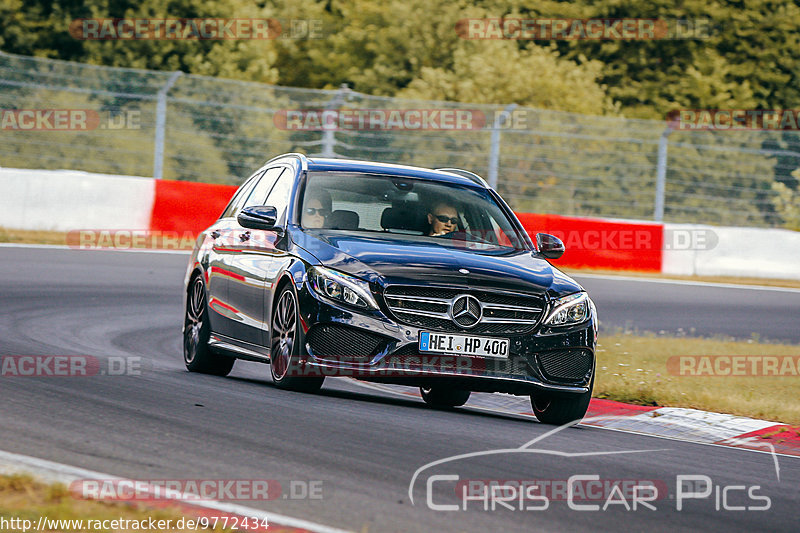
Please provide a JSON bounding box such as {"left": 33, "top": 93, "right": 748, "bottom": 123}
{"left": 0, "top": 227, "right": 68, "bottom": 246}
{"left": 0, "top": 474, "right": 238, "bottom": 532}
{"left": 595, "top": 332, "right": 800, "bottom": 424}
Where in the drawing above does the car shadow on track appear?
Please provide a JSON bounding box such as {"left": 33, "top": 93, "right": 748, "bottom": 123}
{"left": 222, "top": 374, "right": 578, "bottom": 428}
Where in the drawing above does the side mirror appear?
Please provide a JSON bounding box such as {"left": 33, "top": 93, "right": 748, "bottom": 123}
{"left": 238, "top": 206, "right": 279, "bottom": 231}
{"left": 536, "top": 233, "right": 565, "bottom": 259}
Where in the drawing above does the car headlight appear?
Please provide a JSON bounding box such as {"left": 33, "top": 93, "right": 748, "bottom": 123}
{"left": 308, "top": 266, "right": 379, "bottom": 310}
{"left": 544, "top": 292, "right": 592, "bottom": 327}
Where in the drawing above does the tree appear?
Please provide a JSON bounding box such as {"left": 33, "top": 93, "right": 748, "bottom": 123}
{"left": 398, "top": 40, "right": 617, "bottom": 114}
{"left": 0, "top": 0, "right": 280, "bottom": 83}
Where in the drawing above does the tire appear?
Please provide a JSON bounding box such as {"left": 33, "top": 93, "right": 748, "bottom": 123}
{"left": 183, "top": 275, "right": 235, "bottom": 376}
{"left": 270, "top": 285, "right": 324, "bottom": 393}
{"left": 530, "top": 377, "right": 593, "bottom": 425}
{"left": 420, "top": 386, "right": 471, "bottom": 408}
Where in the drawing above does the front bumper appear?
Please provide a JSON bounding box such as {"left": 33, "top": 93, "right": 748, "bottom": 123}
{"left": 295, "top": 286, "right": 596, "bottom": 396}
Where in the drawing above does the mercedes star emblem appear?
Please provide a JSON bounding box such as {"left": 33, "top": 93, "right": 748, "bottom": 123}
{"left": 450, "top": 294, "right": 482, "bottom": 328}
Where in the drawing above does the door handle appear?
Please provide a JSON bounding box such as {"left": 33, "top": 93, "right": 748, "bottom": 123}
{"left": 239, "top": 231, "right": 251, "bottom": 242}
{"left": 211, "top": 230, "right": 221, "bottom": 239}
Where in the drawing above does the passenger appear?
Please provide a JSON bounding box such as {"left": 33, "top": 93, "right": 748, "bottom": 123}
{"left": 303, "top": 189, "right": 332, "bottom": 229}
{"left": 427, "top": 202, "right": 459, "bottom": 236}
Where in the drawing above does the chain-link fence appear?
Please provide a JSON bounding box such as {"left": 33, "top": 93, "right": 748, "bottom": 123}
{"left": 2, "top": 50, "right": 799, "bottom": 228}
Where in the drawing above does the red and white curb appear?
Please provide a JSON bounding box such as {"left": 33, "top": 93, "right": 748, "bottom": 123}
{"left": 355, "top": 381, "right": 800, "bottom": 458}
{"left": 584, "top": 400, "right": 800, "bottom": 457}
{"left": 0, "top": 449, "right": 351, "bottom": 533}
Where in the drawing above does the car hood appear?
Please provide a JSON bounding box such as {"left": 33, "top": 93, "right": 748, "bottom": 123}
{"left": 294, "top": 230, "right": 582, "bottom": 300}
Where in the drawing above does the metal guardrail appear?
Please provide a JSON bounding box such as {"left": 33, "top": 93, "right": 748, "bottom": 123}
{"left": 1, "top": 50, "right": 798, "bottom": 228}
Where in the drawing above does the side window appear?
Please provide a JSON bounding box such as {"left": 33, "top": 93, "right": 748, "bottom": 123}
{"left": 221, "top": 169, "right": 265, "bottom": 218}
{"left": 242, "top": 167, "right": 286, "bottom": 210}
{"left": 263, "top": 169, "right": 294, "bottom": 224}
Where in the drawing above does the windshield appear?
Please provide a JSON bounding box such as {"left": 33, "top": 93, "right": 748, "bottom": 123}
{"left": 300, "top": 171, "right": 528, "bottom": 253}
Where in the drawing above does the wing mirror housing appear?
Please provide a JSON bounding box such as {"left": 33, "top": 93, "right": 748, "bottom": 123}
{"left": 238, "top": 206, "right": 280, "bottom": 231}
{"left": 535, "top": 233, "right": 565, "bottom": 259}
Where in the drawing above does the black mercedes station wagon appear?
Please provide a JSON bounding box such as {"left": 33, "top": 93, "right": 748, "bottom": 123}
{"left": 183, "top": 153, "right": 597, "bottom": 424}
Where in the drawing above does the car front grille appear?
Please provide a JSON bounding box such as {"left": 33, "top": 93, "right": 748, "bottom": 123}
{"left": 306, "top": 324, "right": 386, "bottom": 359}
{"left": 383, "top": 285, "right": 544, "bottom": 335}
{"left": 536, "top": 349, "right": 593, "bottom": 382}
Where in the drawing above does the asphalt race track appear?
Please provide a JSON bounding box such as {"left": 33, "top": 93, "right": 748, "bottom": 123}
{"left": 1, "top": 246, "right": 799, "bottom": 532}
{"left": 575, "top": 273, "right": 800, "bottom": 344}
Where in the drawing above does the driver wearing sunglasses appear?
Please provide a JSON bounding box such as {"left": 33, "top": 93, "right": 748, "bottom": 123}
{"left": 427, "top": 202, "right": 460, "bottom": 236}
{"left": 302, "top": 190, "right": 332, "bottom": 229}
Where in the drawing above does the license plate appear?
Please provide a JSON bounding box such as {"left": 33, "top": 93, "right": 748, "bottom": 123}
{"left": 419, "top": 332, "right": 509, "bottom": 358}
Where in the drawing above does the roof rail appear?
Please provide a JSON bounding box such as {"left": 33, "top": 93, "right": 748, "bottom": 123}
{"left": 265, "top": 152, "right": 308, "bottom": 171}
{"left": 435, "top": 168, "right": 489, "bottom": 188}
